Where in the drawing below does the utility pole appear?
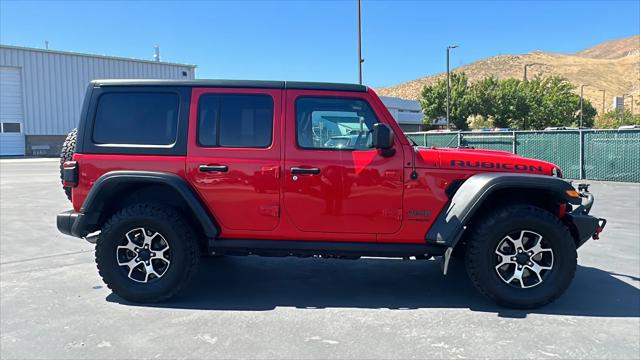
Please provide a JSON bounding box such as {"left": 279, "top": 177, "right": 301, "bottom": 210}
{"left": 599, "top": 89, "right": 606, "bottom": 116}
{"left": 579, "top": 84, "right": 588, "bottom": 128}
{"left": 446, "top": 45, "right": 459, "bottom": 129}
{"left": 624, "top": 94, "right": 634, "bottom": 114}
{"left": 523, "top": 63, "right": 541, "bottom": 81}
{"left": 357, "top": 0, "right": 363, "bottom": 85}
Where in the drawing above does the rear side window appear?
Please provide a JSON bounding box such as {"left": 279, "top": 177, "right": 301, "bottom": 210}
{"left": 198, "top": 94, "right": 273, "bottom": 148}
{"left": 93, "top": 92, "right": 179, "bottom": 145}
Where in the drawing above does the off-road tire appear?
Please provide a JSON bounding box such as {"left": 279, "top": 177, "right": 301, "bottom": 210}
{"left": 465, "top": 205, "right": 577, "bottom": 309}
{"left": 59, "top": 128, "right": 77, "bottom": 201}
{"left": 95, "top": 204, "right": 200, "bottom": 303}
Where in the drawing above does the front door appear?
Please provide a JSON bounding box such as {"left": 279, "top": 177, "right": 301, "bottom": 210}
{"left": 282, "top": 90, "right": 404, "bottom": 235}
{"left": 186, "top": 88, "right": 282, "bottom": 232}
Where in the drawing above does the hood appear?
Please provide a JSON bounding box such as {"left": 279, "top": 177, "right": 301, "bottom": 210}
{"left": 414, "top": 147, "right": 559, "bottom": 176}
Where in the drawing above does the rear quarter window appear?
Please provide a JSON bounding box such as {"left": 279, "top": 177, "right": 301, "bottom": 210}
{"left": 197, "top": 94, "right": 273, "bottom": 148}
{"left": 92, "top": 92, "right": 179, "bottom": 146}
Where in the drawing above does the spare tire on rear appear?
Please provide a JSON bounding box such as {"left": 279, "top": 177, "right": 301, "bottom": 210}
{"left": 59, "top": 128, "right": 77, "bottom": 202}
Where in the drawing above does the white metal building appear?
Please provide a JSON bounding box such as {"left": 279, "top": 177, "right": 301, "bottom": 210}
{"left": 0, "top": 45, "right": 196, "bottom": 156}
{"left": 379, "top": 96, "right": 425, "bottom": 132}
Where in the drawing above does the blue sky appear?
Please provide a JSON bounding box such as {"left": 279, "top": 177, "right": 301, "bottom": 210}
{"left": 1, "top": 0, "right": 638, "bottom": 87}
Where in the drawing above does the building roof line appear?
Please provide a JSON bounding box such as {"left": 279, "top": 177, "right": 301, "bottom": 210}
{"left": 0, "top": 44, "right": 197, "bottom": 68}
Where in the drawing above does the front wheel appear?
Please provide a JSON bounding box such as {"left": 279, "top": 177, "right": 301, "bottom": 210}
{"left": 95, "top": 204, "right": 200, "bottom": 303}
{"left": 465, "top": 205, "right": 577, "bottom": 309}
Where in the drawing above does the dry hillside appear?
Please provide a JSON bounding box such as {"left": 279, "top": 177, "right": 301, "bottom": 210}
{"left": 376, "top": 35, "right": 640, "bottom": 113}
{"left": 577, "top": 35, "right": 640, "bottom": 59}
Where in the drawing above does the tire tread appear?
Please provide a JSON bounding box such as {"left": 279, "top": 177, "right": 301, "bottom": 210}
{"left": 95, "top": 203, "right": 199, "bottom": 303}
{"left": 465, "top": 205, "right": 575, "bottom": 309}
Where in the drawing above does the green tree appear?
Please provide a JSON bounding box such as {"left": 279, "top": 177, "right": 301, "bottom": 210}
{"left": 419, "top": 78, "right": 446, "bottom": 127}
{"left": 596, "top": 109, "right": 640, "bottom": 128}
{"left": 494, "top": 79, "right": 529, "bottom": 129}
{"left": 575, "top": 99, "right": 597, "bottom": 128}
{"left": 525, "top": 76, "right": 596, "bottom": 129}
{"left": 420, "top": 72, "right": 472, "bottom": 130}
{"left": 420, "top": 73, "right": 598, "bottom": 130}
{"left": 467, "top": 76, "right": 499, "bottom": 119}
{"left": 467, "top": 115, "right": 493, "bottom": 129}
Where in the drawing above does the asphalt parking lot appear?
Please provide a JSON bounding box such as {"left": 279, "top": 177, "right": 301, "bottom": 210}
{"left": 1, "top": 158, "right": 639, "bottom": 359}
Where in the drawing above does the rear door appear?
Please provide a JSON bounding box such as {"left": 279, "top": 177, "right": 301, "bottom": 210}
{"left": 186, "top": 88, "right": 282, "bottom": 232}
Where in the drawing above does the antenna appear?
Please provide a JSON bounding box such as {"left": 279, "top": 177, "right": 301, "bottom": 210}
{"left": 153, "top": 45, "right": 160, "bottom": 62}
{"left": 45, "top": 41, "right": 49, "bottom": 50}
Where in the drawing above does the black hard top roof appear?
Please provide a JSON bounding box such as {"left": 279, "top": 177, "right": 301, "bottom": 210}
{"left": 91, "top": 79, "right": 367, "bottom": 92}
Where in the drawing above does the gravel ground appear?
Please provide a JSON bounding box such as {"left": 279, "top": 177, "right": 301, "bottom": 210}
{"left": 1, "top": 158, "right": 638, "bottom": 359}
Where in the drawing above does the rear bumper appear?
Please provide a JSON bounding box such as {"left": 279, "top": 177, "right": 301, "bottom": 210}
{"left": 57, "top": 210, "right": 79, "bottom": 236}
{"left": 56, "top": 210, "right": 91, "bottom": 239}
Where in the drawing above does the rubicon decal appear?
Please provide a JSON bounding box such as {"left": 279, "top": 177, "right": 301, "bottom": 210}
{"left": 450, "top": 160, "right": 544, "bottom": 172}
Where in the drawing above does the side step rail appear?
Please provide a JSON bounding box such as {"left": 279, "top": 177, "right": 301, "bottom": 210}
{"left": 208, "top": 239, "right": 448, "bottom": 259}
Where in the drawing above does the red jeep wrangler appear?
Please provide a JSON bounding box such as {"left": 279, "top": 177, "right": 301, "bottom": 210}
{"left": 57, "top": 80, "right": 605, "bottom": 308}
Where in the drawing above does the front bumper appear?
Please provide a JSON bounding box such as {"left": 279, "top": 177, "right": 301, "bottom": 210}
{"left": 566, "top": 183, "right": 606, "bottom": 248}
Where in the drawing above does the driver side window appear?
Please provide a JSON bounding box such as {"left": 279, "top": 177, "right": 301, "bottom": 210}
{"left": 296, "top": 97, "right": 378, "bottom": 150}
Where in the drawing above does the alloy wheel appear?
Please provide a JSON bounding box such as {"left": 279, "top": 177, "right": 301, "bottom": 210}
{"left": 115, "top": 227, "right": 171, "bottom": 283}
{"left": 494, "top": 230, "right": 554, "bottom": 288}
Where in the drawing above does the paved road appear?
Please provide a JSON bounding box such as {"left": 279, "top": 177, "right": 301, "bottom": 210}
{"left": 1, "top": 159, "right": 638, "bottom": 359}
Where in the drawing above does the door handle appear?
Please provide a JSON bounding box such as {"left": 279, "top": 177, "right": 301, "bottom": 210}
{"left": 290, "top": 167, "right": 320, "bottom": 175}
{"left": 199, "top": 165, "right": 229, "bottom": 172}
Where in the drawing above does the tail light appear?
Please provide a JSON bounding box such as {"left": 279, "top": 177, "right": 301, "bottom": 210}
{"left": 62, "top": 161, "right": 78, "bottom": 187}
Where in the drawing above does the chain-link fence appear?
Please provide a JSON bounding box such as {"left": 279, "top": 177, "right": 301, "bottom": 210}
{"left": 405, "top": 129, "right": 640, "bottom": 182}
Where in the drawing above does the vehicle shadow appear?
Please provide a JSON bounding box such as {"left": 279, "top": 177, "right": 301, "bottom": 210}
{"left": 107, "top": 256, "right": 640, "bottom": 318}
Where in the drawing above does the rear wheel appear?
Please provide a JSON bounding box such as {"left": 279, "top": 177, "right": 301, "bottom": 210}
{"left": 95, "top": 204, "right": 200, "bottom": 303}
{"left": 465, "top": 205, "right": 576, "bottom": 309}
{"left": 59, "top": 128, "right": 77, "bottom": 202}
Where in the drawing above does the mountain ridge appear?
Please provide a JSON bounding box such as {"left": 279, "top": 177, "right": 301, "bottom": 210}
{"left": 376, "top": 35, "right": 640, "bottom": 112}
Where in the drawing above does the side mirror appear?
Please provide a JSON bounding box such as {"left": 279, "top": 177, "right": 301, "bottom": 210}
{"left": 371, "top": 123, "right": 395, "bottom": 156}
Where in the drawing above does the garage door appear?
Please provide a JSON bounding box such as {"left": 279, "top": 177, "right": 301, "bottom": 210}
{"left": 0, "top": 67, "right": 26, "bottom": 156}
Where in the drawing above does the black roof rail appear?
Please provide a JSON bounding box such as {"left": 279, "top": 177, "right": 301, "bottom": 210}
{"left": 91, "top": 79, "right": 368, "bottom": 92}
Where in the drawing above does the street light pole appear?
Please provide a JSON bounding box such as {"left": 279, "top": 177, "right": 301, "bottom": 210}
{"left": 523, "top": 63, "right": 541, "bottom": 81}
{"left": 579, "top": 84, "right": 588, "bottom": 128}
{"left": 624, "top": 94, "right": 634, "bottom": 114}
{"left": 357, "top": 0, "right": 363, "bottom": 85}
{"left": 446, "top": 45, "right": 458, "bottom": 129}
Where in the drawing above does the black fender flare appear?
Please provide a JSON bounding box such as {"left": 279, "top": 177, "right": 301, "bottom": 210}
{"left": 425, "top": 173, "right": 581, "bottom": 247}
{"left": 72, "top": 171, "right": 219, "bottom": 238}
